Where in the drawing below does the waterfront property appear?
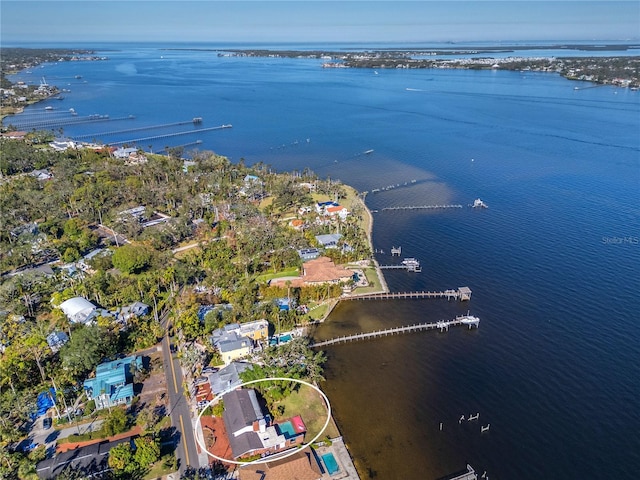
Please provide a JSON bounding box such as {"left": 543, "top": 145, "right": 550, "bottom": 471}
{"left": 83, "top": 355, "right": 142, "bottom": 410}
{"left": 238, "top": 449, "right": 322, "bottom": 480}
{"left": 206, "top": 360, "right": 253, "bottom": 395}
{"left": 271, "top": 256, "right": 354, "bottom": 288}
{"left": 210, "top": 324, "right": 254, "bottom": 365}
{"left": 222, "top": 388, "right": 306, "bottom": 459}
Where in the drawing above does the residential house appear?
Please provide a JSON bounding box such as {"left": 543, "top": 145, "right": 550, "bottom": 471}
{"left": 211, "top": 325, "right": 253, "bottom": 365}
{"left": 83, "top": 356, "right": 142, "bottom": 410}
{"left": 298, "top": 248, "right": 320, "bottom": 262}
{"left": 207, "top": 361, "right": 253, "bottom": 395}
{"left": 112, "top": 147, "right": 138, "bottom": 159}
{"left": 37, "top": 437, "right": 134, "bottom": 479}
{"left": 77, "top": 248, "right": 107, "bottom": 273}
{"left": 29, "top": 169, "right": 53, "bottom": 180}
{"left": 1, "top": 131, "right": 27, "bottom": 140}
{"left": 270, "top": 256, "right": 354, "bottom": 288}
{"left": 113, "top": 301, "right": 150, "bottom": 324}
{"left": 315, "top": 201, "right": 339, "bottom": 215}
{"left": 315, "top": 233, "right": 342, "bottom": 249}
{"left": 49, "top": 138, "right": 76, "bottom": 151}
{"left": 290, "top": 218, "right": 305, "bottom": 230}
{"left": 222, "top": 388, "right": 306, "bottom": 459}
{"left": 58, "top": 297, "right": 97, "bottom": 324}
{"left": 238, "top": 450, "right": 322, "bottom": 480}
{"left": 46, "top": 332, "right": 69, "bottom": 353}
{"left": 237, "top": 319, "right": 269, "bottom": 342}
{"left": 325, "top": 204, "right": 349, "bottom": 220}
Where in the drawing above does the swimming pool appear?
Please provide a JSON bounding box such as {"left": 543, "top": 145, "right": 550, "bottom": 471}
{"left": 278, "top": 420, "right": 296, "bottom": 438}
{"left": 322, "top": 452, "right": 340, "bottom": 475}
{"left": 269, "top": 334, "right": 293, "bottom": 346}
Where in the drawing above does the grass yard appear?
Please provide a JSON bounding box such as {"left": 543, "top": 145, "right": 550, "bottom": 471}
{"left": 273, "top": 384, "right": 340, "bottom": 441}
{"left": 143, "top": 453, "right": 176, "bottom": 480}
{"left": 255, "top": 267, "right": 300, "bottom": 284}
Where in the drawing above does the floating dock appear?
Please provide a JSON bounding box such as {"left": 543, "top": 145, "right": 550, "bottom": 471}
{"left": 311, "top": 314, "right": 479, "bottom": 348}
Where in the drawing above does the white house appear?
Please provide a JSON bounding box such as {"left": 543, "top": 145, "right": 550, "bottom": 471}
{"left": 59, "top": 297, "right": 97, "bottom": 324}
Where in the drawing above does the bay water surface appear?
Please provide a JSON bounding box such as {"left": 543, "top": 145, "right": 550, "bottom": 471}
{"left": 6, "top": 43, "right": 640, "bottom": 479}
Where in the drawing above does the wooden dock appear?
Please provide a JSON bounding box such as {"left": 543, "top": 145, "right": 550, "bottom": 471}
{"left": 311, "top": 315, "right": 479, "bottom": 348}
{"left": 379, "top": 257, "right": 422, "bottom": 272}
{"left": 343, "top": 286, "right": 472, "bottom": 301}
{"left": 379, "top": 204, "right": 463, "bottom": 212}
{"left": 107, "top": 124, "right": 232, "bottom": 145}
{"left": 442, "top": 464, "right": 478, "bottom": 480}
{"left": 72, "top": 118, "right": 204, "bottom": 140}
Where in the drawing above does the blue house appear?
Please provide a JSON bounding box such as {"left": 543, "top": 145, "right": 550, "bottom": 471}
{"left": 83, "top": 356, "right": 142, "bottom": 410}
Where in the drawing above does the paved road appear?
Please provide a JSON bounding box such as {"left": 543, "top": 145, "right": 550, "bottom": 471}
{"left": 162, "top": 334, "right": 201, "bottom": 474}
{"left": 30, "top": 416, "right": 104, "bottom": 456}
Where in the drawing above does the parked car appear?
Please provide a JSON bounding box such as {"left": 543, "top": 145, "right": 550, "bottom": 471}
{"left": 43, "top": 417, "right": 52, "bottom": 429}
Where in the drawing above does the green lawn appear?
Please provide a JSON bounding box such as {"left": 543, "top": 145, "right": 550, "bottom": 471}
{"left": 143, "top": 453, "right": 176, "bottom": 480}
{"left": 255, "top": 267, "right": 299, "bottom": 284}
{"left": 273, "top": 384, "right": 340, "bottom": 441}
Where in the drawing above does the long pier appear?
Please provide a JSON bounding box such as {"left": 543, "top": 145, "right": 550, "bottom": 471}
{"left": 379, "top": 204, "right": 463, "bottom": 212}
{"left": 10, "top": 114, "right": 135, "bottom": 129}
{"left": 311, "top": 315, "right": 480, "bottom": 348}
{"left": 343, "top": 286, "right": 472, "bottom": 301}
{"left": 72, "top": 119, "right": 203, "bottom": 140}
{"left": 107, "top": 124, "right": 232, "bottom": 145}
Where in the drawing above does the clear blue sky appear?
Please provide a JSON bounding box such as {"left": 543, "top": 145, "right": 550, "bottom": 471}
{"left": 1, "top": 1, "right": 638, "bottom": 44}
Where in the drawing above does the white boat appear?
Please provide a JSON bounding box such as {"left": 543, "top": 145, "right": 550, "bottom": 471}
{"left": 459, "top": 315, "right": 480, "bottom": 327}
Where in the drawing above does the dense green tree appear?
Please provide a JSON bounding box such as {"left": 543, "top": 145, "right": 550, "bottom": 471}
{"left": 102, "top": 407, "right": 129, "bottom": 437}
{"left": 112, "top": 244, "right": 153, "bottom": 274}
{"left": 59, "top": 325, "right": 117, "bottom": 380}
{"left": 108, "top": 442, "right": 136, "bottom": 474}
{"left": 133, "top": 435, "right": 160, "bottom": 468}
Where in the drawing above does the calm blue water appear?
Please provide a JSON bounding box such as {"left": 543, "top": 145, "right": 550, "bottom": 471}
{"left": 6, "top": 44, "right": 640, "bottom": 479}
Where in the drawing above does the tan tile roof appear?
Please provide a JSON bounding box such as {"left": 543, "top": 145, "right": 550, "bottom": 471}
{"left": 302, "top": 256, "right": 353, "bottom": 284}
{"left": 270, "top": 256, "right": 352, "bottom": 288}
{"left": 239, "top": 450, "right": 322, "bottom": 480}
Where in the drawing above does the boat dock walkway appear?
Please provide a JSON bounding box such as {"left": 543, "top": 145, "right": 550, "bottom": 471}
{"left": 311, "top": 315, "right": 480, "bottom": 348}
{"left": 379, "top": 204, "right": 463, "bottom": 212}
{"left": 442, "top": 464, "right": 478, "bottom": 480}
{"left": 10, "top": 114, "right": 135, "bottom": 130}
{"left": 379, "top": 257, "right": 422, "bottom": 272}
{"left": 343, "top": 286, "right": 472, "bottom": 301}
{"left": 107, "top": 124, "right": 232, "bottom": 145}
{"left": 72, "top": 118, "right": 204, "bottom": 140}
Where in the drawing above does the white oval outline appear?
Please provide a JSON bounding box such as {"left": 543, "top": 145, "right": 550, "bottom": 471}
{"left": 194, "top": 377, "right": 332, "bottom": 465}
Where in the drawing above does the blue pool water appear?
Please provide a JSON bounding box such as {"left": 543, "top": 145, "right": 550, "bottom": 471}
{"left": 277, "top": 421, "right": 295, "bottom": 438}
{"left": 322, "top": 453, "right": 340, "bottom": 475}
{"left": 270, "top": 334, "right": 293, "bottom": 346}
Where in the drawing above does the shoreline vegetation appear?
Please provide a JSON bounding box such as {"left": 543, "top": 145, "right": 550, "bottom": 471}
{"left": 207, "top": 45, "right": 640, "bottom": 89}
{"left": 0, "top": 48, "right": 107, "bottom": 121}
{"left": 0, "top": 44, "right": 634, "bottom": 479}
